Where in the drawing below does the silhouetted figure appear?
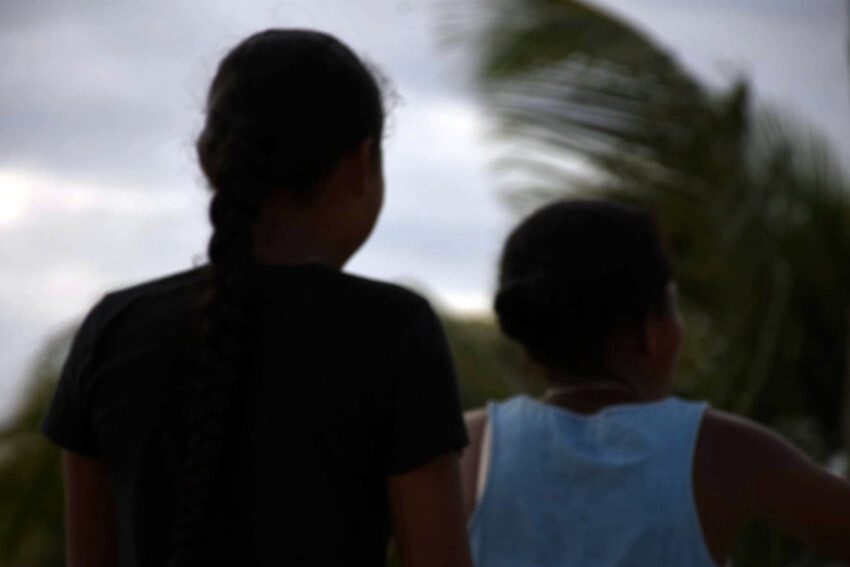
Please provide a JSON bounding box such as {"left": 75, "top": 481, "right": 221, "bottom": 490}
{"left": 43, "top": 29, "right": 472, "bottom": 567}
{"left": 462, "top": 200, "right": 850, "bottom": 566}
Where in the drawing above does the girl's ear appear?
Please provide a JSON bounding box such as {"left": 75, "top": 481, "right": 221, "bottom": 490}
{"left": 345, "top": 137, "right": 379, "bottom": 199}
{"left": 324, "top": 139, "right": 372, "bottom": 200}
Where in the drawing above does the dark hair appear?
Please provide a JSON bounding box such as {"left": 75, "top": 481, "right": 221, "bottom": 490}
{"left": 494, "top": 200, "right": 672, "bottom": 377}
{"left": 171, "top": 29, "right": 384, "bottom": 565}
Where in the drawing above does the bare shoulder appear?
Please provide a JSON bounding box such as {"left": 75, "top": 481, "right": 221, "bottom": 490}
{"left": 699, "top": 408, "right": 764, "bottom": 452}
{"left": 697, "top": 408, "right": 822, "bottom": 497}
{"left": 696, "top": 408, "right": 840, "bottom": 522}
{"left": 700, "top": 408, "right": 810, "bottom": 469}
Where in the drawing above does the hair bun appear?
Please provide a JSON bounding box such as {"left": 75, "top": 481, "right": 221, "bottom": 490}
{"left": 494, "top": 275, "right": 560, "bottom": 344}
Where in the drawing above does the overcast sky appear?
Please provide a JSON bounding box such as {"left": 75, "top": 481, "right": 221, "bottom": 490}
{"left": 1, "top": 0, "right": 848, "bottom": 418}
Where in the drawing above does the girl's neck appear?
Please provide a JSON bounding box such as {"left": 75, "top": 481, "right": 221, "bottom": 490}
{"left": 540, "top": 368, "right": 661, "bottom": 414}
{"left": 251, "top": 184, "right": 369, "bottom": 269}
{"left": 542, "top": 382, "right": 640, "bottom": 415}
{"left": 252, "top": 212, "right": 348, "bottom": 269}
{"left": 253, "top": 243, "right": 344, "bottom": 268}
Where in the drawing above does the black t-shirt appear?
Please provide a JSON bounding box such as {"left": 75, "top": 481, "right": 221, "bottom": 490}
{"left": 42, "top": 263, "right": 468, "bottom": 566}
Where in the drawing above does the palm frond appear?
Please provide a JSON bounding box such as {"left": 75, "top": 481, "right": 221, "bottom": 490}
{"left": 445, "top": 1, "right": 850, "bottom": 561}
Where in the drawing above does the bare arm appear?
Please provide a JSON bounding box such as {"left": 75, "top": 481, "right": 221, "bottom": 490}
{"left": 699, "top": 410, "right": 850, "bottom": 560}
{"left": 747, "top": 419, "right": 850, "bottom": 557}
{"left": 63, "top": 450, "right": 118, "bottom": 567}
{"left": 459, "top": 409, "right": 486, "bottom": 520}
{"left": 387, "top": 451, "right": 473, "bottom": 567}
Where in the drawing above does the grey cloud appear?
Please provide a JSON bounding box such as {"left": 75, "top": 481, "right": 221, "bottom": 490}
{"left": 0, "top": 0, "right": 469, "bottom": 184}
{"left": 2, "top": 0, "right": 848, "bottom": 421}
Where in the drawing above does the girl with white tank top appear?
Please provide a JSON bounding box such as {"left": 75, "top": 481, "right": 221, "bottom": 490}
{"left": 462, "top": 200, "right": 850, "bottom": 566}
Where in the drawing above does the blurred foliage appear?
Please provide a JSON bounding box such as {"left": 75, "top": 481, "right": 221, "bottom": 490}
{"left": 443, "top": 315, "right": 537, "bottom": 407}
{"left": 443, "top": 0, "right": 850, "bottom": 564}
{"left": 0, "top": 330, "right": 70, "bottom": 567}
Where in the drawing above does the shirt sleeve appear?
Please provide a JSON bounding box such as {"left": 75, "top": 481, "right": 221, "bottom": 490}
{"left": 41, "top": 299, "right": 106, "bottom": 457}
{"left": 384, "top": 301, "right": 469, "bottom": 475}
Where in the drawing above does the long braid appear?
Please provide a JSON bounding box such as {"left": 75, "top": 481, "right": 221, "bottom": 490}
{"left": 170, "top": 176, "right": 259, "bottom": 565}
{"left": 170, "top": 28, "right": 385, "bottom": 565}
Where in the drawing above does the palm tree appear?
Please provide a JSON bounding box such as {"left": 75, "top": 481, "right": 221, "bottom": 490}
{"left": 443, "top": 0, "right": 850, "bottom": 563}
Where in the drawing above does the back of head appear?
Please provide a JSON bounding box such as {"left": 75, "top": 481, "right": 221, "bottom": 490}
{"left": 197, "top": 28, "right": 384, "bottom": 202}
{"left": 171, "top": 29, "right": 384, "bottom": 566}
{"left": 494, "top": 200, "right": 671, "bottom": 377}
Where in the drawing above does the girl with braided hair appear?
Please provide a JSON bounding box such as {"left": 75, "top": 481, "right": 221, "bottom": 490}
{"left": 43, "top": 29, "right": 472, "bottom": 567}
